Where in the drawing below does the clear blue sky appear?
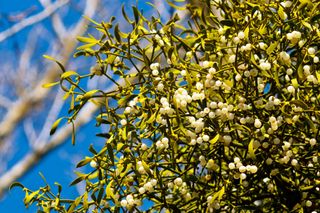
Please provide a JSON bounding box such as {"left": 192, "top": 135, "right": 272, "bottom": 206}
{"left": 0, "top": 0, "right": 159, "bottom": 212}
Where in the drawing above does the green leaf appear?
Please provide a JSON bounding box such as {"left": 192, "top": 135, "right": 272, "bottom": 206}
{"left": 61, "top": 71, "right": 79, "bottom": 79}
{"left": 9, "top": 182, "right": 24, "bottom": 191}
{"left": 77, "top": 36, "right": 98, "bottom": 43}
{"left": 146, "top": 111, "right": 157, "bottom": 124}
{"left": 39, "top": 172, "right": 48, "bottom": 185}
{"left": 166, "top": 0, "right": 187, "bottom": 10}
{"left": 83, "top": 192, "right": 89, "bottom": 210}
{"left": 297, "top": 64, "right": 304, "bottom": 79}
{"left": 122, "top": 5, "right": 134, "bottom": 24}
{"left": 50, "top": 117, "right": 64, "bottom": 135}
{"left": 76, "top": 157, "right": 92, "bottom": 168}
{"left": 54, "top": 182, "right": 62, "bottom": 194}
{"left": 83, "top": 15, "right": 100, "bottom": 26}
{"left": 76, "top": 43, "right": 96, "bottom": 50}
{"left": 70, "top": 176, "right": 85, "bottom": 186}
{"left": 132, "top": 6, "right": 140, "bottom": 23}
{"left": 117, "top": 142, "right": 124, "bottom": 151}
{"left": 311, "top": 13, "right": 320, "bottom": 22}
{"left": 258, "top": 23, "right": 267, "bottom": 35}
{"left": 114, "top": 24, "right": 121, "bottom": 42}
{"left": 89, "top": 144, "right": 98, "bottom": 154}
{"left": 248, "top": 138, "right": 256, "bottom": 159}
{"left": 209, "top": 186, "right": 225, "bottom": 204}
{"left": 67, "top": 197, "right": 81, "bottom": 213}
{"left": 278, "top": 6, "right": 286, "bottom": 20}
{"left": 210, "top": 134, "right": 220, "bottom": 145}
{"left": 42, "top": 81, "right": 59, "bottom": 88}
{"left": 106, "top": 180, "right": 114, "bottom": 199}
{"left": 305, "top": 116, "right": 316, "bottom": 133}
{"left": 291, "top": 78, "right": 299, "bottom": 88}
{"left": 24, "top": 190, "right": 39, "bottom": 204}
{"left": 71, "top": 121, "right": 76, "bottom": 145}
{"left": 97, "top": 187, "right": 104, "bottom": 204}
{"left": 107, "top": 143, "right": 114, "bottom": 165}
{"left": 266, "top": 41, "right": 278, "bottom": 55}
{"left": 290, "top": 100, "right": 308, "bottom": 110}
{"left": 220, "top": 19, "right": 234, "bottom": 26}
{"left": 43, "top": 55, "right": 65, "bottom": 72}
{"left": 244, "top": 26, "right": 250, "bottom": 39}
{"left": 301, "top": 20, "right": 312, "bottom": 30}
{"left": 83, "top": 90, "right": 100, "bottom": 99}
{"left": 316, "top": 71, "right": 320, "bottom": 81}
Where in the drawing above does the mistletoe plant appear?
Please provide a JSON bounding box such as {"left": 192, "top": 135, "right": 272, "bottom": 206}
{"left": 13, "top": 0, "right": 320, "bottom": 212}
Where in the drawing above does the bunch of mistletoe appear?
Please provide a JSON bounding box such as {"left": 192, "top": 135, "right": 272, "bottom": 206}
{"left": 14, "top": 0, "right": 320, "bottom": 212}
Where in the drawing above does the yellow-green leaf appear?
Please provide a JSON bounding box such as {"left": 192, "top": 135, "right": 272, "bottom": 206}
{"left": 210, "top": 134, "right": 220, "bottom": 145}
{"left": 42, "top": 81, "right": 59, "bottom": 88}
{"left": 117, "top": 142, "right": 124, "bottom": 151}
{"left": 77, "top": 36, "right": 98, "bottom": 43}
{"left": 266, "top": 42, "right": 278, "bottom": 55}
{"left": 106, "top": 180, "right": 114, "bottom": 199}
{"left": 248, "top": 138, "right": 256, "bottom": 159}
{"left": 210, "top": 186, "right": 225, "bottom": 204}
{"left": 24, "top": 190, "right": 39, "bottom": 204}
{"left": 291, "top": 78, "right": 299, "bottom": 88}
{"left": 278, "top": 6, "right": 286, "bottom": 20}
{"left": 50, "top": 117, "right": 64, "bottom": 135}
{"left": 146, "top": 111, "right": 157, "bottom": 124}
{"left": 83, "top": 90, "right": 100, "bottom": 99}
{"left": 61, "top": 71, "right": 79, "bottom": 79}
{"left": 83, "top": 192, "right": 88, "bottom": 210}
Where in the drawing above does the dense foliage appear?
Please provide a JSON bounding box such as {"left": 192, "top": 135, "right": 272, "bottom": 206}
{"left": 14, "top": 0, "right": 320, "bottom": 212}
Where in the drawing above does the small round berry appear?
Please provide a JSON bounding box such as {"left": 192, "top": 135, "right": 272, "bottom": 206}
{"left": 306, "top": 200, "right": 312, "bottom": 207}
{"left": 228, "top": 162, "right": 236, "bottom": 170}
{"left": 287, "top": 85, "right": 295, "bottom": 94}
{"left": 240, "top": 173, "right": 247, "bottom": 180}
{"left": 174, "top": 177, "right": 183, "bottom": 186}
{"left": 120, "top": 200, "right": 128, "bottom": 207}
{"left": 120, "top": 119, "right": 127, "bottom": 126}
{"left": 90, "top": 160, "right": 98, "bottom": 168}
{"left": 254, "top": 119, "right": 262, "bottom": 128}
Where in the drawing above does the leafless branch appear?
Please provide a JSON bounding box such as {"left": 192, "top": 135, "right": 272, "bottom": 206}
{"left": 0, "top": 0, "right": 70, "bottom": 42}
{"left": 38, "top": 0, "right": 67, "bottom": 42}
{"left": 0, "top": 101, "right": 98, "bottom": 197}
{"left": 153, "top": 1, "right": 171, "bottom": 21}
{"left": 0, "top": 96, "right": 12, "bottom": 109}
{"left": 23, "top": 119, "right": 37, "bottom": 146}
{"left": 51, "top": 14, "right": 67, "bottom": 42}
{"left": 32, "top": 89, "right": 64, "bottom": 148}
{"left": 0, "top": 0, "right": 99, "bottom": 144}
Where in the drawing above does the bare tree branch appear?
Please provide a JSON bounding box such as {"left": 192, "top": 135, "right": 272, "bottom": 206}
{"left": 0, "top": 101, "right": 98, "bottom": 197}
{"left": 0, "top": 0, "right": 70, "bottom": 42}
{"left": 23, "top": 119, "right": 37, "bottom": 146}
{"left": 51, "top": 14, "right": 67, "bottom": 42}
{"left": 0, "top": 95, "right": 12, "bottom": 109}
{"left": 0, "top": 0, "right": 99, "bottom": 144}
{"left": 38, "top": 0, "right": 67, "bottom": 42}
{"left": 32, "top": 89, "right": 64, "bottom": 148}
{"left": 153, "top": 1, "right": 171, "bottom": 21}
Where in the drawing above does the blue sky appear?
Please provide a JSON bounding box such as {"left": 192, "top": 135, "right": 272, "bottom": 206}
{"left": 0, "top": 0, "right": 161, "bottom": 212}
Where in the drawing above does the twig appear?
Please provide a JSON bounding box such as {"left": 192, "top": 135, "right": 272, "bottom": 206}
{"left": 0, "top": 95, "right": 12, "bottom": 109}
{"left": 0, "top": 0, "right": 70, "bottom": 42}
{"left": 0, "top": 101, "right": 98, "bottom": 198}
{"left": 23, "top": 119, "right": 37, "bottom": 146}
{"left": 32, "top": 89, "right": 64, "bottom": 148}
{"left": 0, "top": 0, "right": 99, "bottom": 145}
